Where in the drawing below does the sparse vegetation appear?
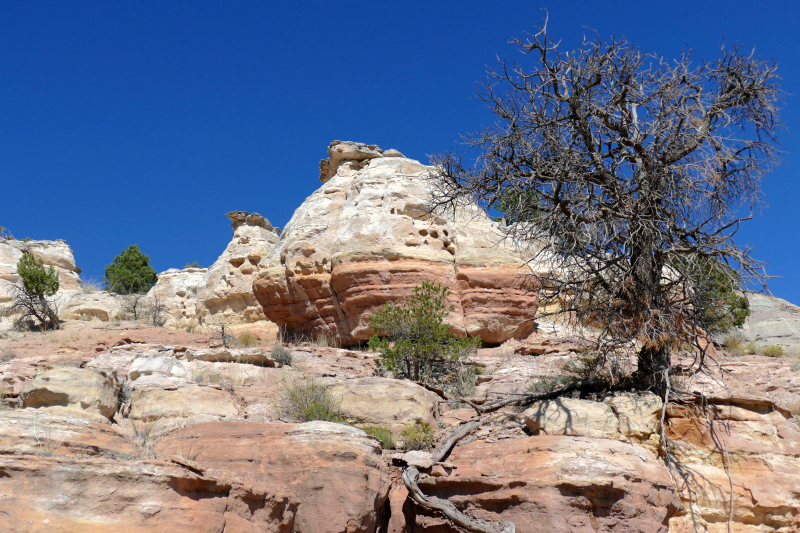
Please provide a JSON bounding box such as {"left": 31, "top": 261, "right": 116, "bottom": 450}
{"left": 368, "top": 282, "right": 481, "bottom": 386}
{"left": 184, "top": 261, "right": 202, "bottom": 269}
{"left": 210, "top": 322, "right": 237, "bottom": 348}
{"left": 79, "top": 277, "right": 103, "bottom": 294}
{"left": 275, "top": 374, "right": 344, "bottom": 423}
{"left": 271, "top": 345, "right": 292, "bottom": 366}
{"left": 117, "top": 381, "right": 132, "bottom": 406}
{"left": 103, "top": 244, "right": 158, "bottom": 295}
{"left": 4, "top": 252, "right": 61, "bottom": 331}
{"left": 762, "top": 344, "right": 786, "bottom": 358}
{"left": 526, "top": 374, "right": 577, "bottom": 394}
{"left": 237, "top": 331, "right": 258, "bottom": 347}
{"left": 400, "top": 421, "right": 436, "bottom": 450}
{"left": 363, "top": 425, "right": 395, "bottom": 449}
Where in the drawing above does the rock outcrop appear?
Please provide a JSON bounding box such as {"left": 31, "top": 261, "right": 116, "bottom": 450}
{"left": 0, "top": 238, "right": 82, "bottom": 304}
{"left": 146, "top": 211, "right": 281, "bottom": 333}
{"left": 253, "top": 141, "right": 540, "bottom": 346}
{"left": 738, "top": 292, "right": 800, "bottom": 348}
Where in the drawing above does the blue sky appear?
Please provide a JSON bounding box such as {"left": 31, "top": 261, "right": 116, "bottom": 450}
{"left": 1, "top": 1, "right": 798, "bottom": 304}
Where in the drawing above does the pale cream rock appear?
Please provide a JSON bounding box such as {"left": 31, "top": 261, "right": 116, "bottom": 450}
{"left": 326, "top": 377, "right": 439, "bottom": 431}
{"left": 0, "top": 238, "right": 82, "bottom": 304}
{"left": 21, "top": 367, "right": 120, "bottom": 420}
{"left": 128, "top": 384, "right": 239, "bottom": 432}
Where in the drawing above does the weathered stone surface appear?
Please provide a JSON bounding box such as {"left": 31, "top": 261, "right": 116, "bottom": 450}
{"left": 0, "top": 410, "right": 133, "bottom": 457}
{"left": 155, "top": 421, "right": 391, "bottom": 532}
{"left": 128, "top": 384, "right": 239, "bottom": 432}
{"left": 60, "top": 292, "right": 122, "bottom": 321}
{"left": 738, "top": 292, "right": 800, "bottom": 348}
{"left": 327, "top": 377, "right": 439, "bottom": 430}
{"left": 254, "top": 142, "right": 540, "bottom": 346}
{"left": 21, "top": 367, "right": 119, "bottom": 420}
{"left": 414, "top": 435, "right": 680, "bottom": 532}
{"left": 0, "top": 455, "right": 278, "bottom": 532}
{"left": 665, "top": 399, "right": 800, "bottom": 532}
{"left": 146, "top": 211, "right": 281, "bottom": 332}
{"left": 522, "top": 393, "right": 663, "bottom": 445}
{"left": 0, "top": 237, "right": 82, "bottom": 304}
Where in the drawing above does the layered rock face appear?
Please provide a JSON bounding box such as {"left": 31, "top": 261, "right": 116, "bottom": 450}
{"left": 0, "top": 238, "right": 82, "bottom": 303}
{"left": 147, "top": 211, "right": 281, "bottom": 331}
{"left": 253, "top": 141, "right": 540, "bottom": 345}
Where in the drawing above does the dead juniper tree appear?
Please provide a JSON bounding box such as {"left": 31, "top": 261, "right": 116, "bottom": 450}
{"left": 430, "top": 18, "right": 781, "bottom": 396}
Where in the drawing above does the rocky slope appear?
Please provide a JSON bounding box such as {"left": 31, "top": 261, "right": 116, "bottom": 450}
{"left": 738, "top": 292, "right": 800, "bottom": 349}
{"left": 0, "top": 318, "right": 798, "bottom": 532}
{"left": 253, "top": 141, "right": 540, "bottom": 346}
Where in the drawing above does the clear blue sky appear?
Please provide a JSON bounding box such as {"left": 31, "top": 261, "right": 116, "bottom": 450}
{"left": 1, "top": 1, "right": 798, "bottom": 304}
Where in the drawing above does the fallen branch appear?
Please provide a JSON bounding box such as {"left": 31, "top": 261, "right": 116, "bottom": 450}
{"left": 403, "top": 466, "right": 515, "bottom": 533}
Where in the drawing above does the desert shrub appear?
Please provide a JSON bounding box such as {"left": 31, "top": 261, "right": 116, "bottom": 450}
{"left": 79, "top": 277, "right": 102, "bottom": 294}
{"left": 184, "top": 261, "right": 202, "bottom": 269}
{"left": 210, "top": 322, "right": 237, "bottom": 348}
{"left": 445, "top": 363, "right": 478, "bottom": 397}
{"left": 368, "top": 282, "right": 481, "bottom": 386}
{"left": 104, "top": 244, "right": 158, "bottom": 295}
{"left": 311, "top": 329, "right": 339, "bottom": 348}
{"left": 271, "top": 345, "right": 292, "bottom": 366}
{"left": 400, "top": 421, "right": 436, "bottom": 450}
{"left": 363, "top": 425, "right": 395, "bottom": 449}
{"left": 237, "top": 331, "right": 258, "bottom": 347}
{"left": 275, "top": 375, "right": 344, "bottom": 423}
{"left": 4, "top": 252, "right": 60, "bottom": 330}
{"left": 117, "top": 381, "right": 132, "bottom": 406}
{"left": 744, "top": 341, "right": 761, "bottom": 355}
{"left": 762, "top": 344, "right": 785, "bottom": 358}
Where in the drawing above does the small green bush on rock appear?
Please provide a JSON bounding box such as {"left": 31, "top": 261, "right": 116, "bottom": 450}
{"left": 363, "top": 425, "right": 395, "bottom": 449}
{"left": 271, "top": 345, "right": 292, "bottom": 366}
{"left": 275, "top": 375, "right": 343, "bottom": 423}
{"left": 400, "top": 421, "right": 436, "bottom": 450}
{"left": 368, "top": 282, "right": 480, "bottom": 386}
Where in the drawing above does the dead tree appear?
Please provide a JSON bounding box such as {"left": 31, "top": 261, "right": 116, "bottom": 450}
{"left": 430, "top": 17, "right": 781, "bottom": 395}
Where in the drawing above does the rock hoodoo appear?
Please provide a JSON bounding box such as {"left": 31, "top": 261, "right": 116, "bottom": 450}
{"left": 147, "top": 210, "right": 281, "bottom": 331}
{"left": 252, "top": 141, "right": 540, "bottom": 345}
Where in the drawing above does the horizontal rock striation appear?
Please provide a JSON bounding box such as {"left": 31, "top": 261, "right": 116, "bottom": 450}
{"left": 253, "top": 141, "right": 539, "bottom": 346}
{"left": 0, "top": 238, "right": 82, "bottom": 304}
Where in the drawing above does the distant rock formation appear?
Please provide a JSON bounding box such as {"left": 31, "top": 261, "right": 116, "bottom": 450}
{"left": 0, "top": 238, "right": 82, "bottom": 304}
{"left": 252, "top": 141, "right": 540, "bottom": 345}
{"left": 738, "top": 292, "right": 800, "bottom": 348}
{"left": 147, "top": 211, "right": 280, "bottom": 332}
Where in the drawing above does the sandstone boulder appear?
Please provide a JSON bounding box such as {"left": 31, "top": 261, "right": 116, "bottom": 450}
{"left": 21, "top": 366, "right": 119, "bottom": 420}
{"left": 413, "top": 435, "right": 680, "bottom": 532}
{"left": 327, "top": 377, "right": 439, "bottom": 430}
{"left": 0, "top": 410, "right": 134, "bottom": 457}
{"left": 253, "top": 141, "right": 540, "bottom": 346}
{"left": 522, "top": 393, "right": 663, "bottom": 444}
{"left": 60, "top": 291, "right": 122, "bottom": 321}
{"left": 128, "top": 384, "right": 239, "bottom": 432}
{"left": 155, "top": 420, "right": 391, "bottom": 532}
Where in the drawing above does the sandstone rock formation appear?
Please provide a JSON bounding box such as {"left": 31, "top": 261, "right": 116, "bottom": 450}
{"left": 253, "top": 141, "right": 540, "bottom": 346}
{"left": 0, "top": 237, "right": 82, "bottom": 304}
{"left": 147, "top": 211, "right": 281, "bottom": 333}
{"left": 20, "top": 367, "right": 120, "bottom": 421}
{"left": 738, "top": 291, "right": 800, "bottom": 348}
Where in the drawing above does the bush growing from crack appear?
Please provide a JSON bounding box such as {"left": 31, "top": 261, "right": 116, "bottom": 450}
{"left": 400, "top": 421, "right": 436, "bottom": 450}
{"left": 271, "top": 345, "right": 292, "bottom": 366}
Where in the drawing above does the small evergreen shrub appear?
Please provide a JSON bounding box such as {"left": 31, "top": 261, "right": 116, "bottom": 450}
{"left": 368, "top": 282, "right": 481, "bottom": 386}
{"left": 363, "top": 425, "right": 395, "bottom": 449}
{"left": 400, "top": 421, "right": 436, "bottom": 450}
{"left": 6, "top": 253, "right": 60, "bottom": 330}
{"left": 275, "top": 375, "right": 344, "bottom": 423}
{"left": 104, "top": 245, "right": 158, "bottom": 295}
{"left": 271, "top": 345, "right": 292, "bottom": 366}
{"left": 184, "top": 261, "right": 202, "bottom": 269}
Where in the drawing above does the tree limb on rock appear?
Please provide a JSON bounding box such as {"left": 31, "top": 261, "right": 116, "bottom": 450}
{"left": 464, "top": 378, "right": 605, "bottom": 414}
{"left": 403, "top": 466, "right": 515, "bottom": 533}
